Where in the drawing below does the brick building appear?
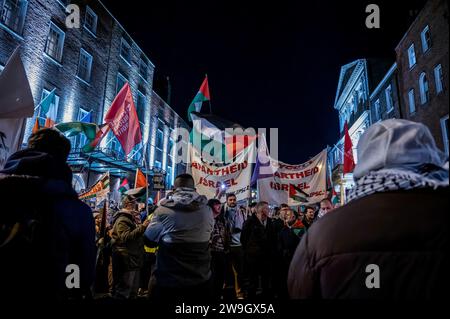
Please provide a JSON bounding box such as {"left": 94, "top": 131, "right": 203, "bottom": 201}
{"left": 368, "top": 63, "right": 403, "bottom": 124}
{"left": 0, "top": 0, "right": 189, "bottom": 191}
{"left": 395, "top": 0, "right": 449, "bottom": 154}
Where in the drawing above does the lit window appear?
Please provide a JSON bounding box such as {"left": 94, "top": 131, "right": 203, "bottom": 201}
{"left": 0, "top": 0, "right": 28, "bottom": 35}
{"left": 374, "top": 99, "right": 381, "bottom": 121}
{"left": 84, "top": 6, "right": 97, "bottom": 35}
{"left": 419, "top": 72, "right": 429, "bottom": 104}
{"left": 156, "top": 129, "right": 164, "bottom": 150}
{"left": 420, "top": 25, "right": 432, "bottom": 53}
{"left": 434, "top": 64, "right": 444, "bottom": 94}
{"left": 136, "top": 91, "right": 146, "bottom": 125}
{"left": 408, "top": 89, "right": 415, "bottom": 114}
{"left": 120, "top": 38, "right": 131, "bottom": 63}
{"left": 116, "top": 73, "right": 127, "bottom": 94}
{"left": 408, "top": 44, "right": 416, "bottom": 68}
{"left": 385, "top": 85, "right": 394, "bottom": 112}
{"left": 77, "top": 49, "right": 93, "bottom": 83}
{"left": 441, "top": 115, "right": 449, "bottom": 155}
{"left": 44, "top": 22, "right": 65, "bottom": 62}
{"left": 139, "top": 58, "right": 149, "bottom": 80}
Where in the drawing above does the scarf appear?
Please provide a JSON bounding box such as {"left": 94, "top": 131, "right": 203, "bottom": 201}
{"left": 348, "top": 164, "right": 449, "bottom": 203}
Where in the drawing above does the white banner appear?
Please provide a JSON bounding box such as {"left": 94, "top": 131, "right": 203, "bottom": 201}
{"left": 190, "top": 147, "right": 252, "bottom": 202}
{"left": 0, "top": 118, "right": 26, "bottom": 169}
{"left": 257, "top": 149, "right": 328, "bottom": 206}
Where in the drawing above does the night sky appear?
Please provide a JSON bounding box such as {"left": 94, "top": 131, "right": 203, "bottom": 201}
{"left": 106, "top": 0, "right": 426, "bottom": 164}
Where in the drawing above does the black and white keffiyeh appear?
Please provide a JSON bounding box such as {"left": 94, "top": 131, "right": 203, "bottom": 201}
{"left": 347, "top": 164, "right": 449, "bottom": 203}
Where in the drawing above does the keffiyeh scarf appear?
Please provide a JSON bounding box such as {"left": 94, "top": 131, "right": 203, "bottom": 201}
{"left": 347, "top": 164, "right": 449, "bottom": 203}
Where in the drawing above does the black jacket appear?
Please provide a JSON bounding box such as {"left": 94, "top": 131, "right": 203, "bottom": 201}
{"left": 0, "top": 150, "right": 96, "bottom": 300}
{"left": 288, "top": 188, "right": 450, "bottom": 299}
{"left": 241, "top": 215, "right": 277, "bottom": 258}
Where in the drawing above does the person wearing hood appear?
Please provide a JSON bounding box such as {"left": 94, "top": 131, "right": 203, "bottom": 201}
{"left": 288, "top": 119, "right": 449, "bottom": 299}
{"left": 0, "top": 128, "right": 96, "bottom": 301}
{"left": 111, "top": 194, "right": 150, "bottom": 299}
{"left": 144, "top": 174, "right": 214, "bottom": 300}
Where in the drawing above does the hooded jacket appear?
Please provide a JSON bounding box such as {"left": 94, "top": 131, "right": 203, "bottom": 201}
{"left": 288, "top": 120, "right": 450, "bottom": 299}
{"left": 0, "top": 149, "right": 96, "bottom": 300}
{"left": 144, "top": 187, "right": 214, "bottom": 287}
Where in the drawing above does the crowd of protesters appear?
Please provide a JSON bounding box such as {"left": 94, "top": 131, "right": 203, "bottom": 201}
{"left": 0, "top": 119, "right": 449, "bottom": 301}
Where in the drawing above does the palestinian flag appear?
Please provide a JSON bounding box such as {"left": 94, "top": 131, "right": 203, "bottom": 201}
{"left": 55, "top": 122, "right": 109, "bottom": 152}
{"left": 187, "top": 76, "right": 210, "bottom": 122}
{"left": 119, "top": 178, "right": 130, "bottom": 193}
{"left": 289, "top": 184, "right": 309, "bottom": 203}
{"left": 190, "top": 112, "right": 257, "bottom": 163}
{"left": 331, "top": 188, "right": 339, "bottom": 205}
{"left": 79, "top": 172, "right": 110, "bottom": 201}
{"left": 55, "top": 122, "right": 98, "bottom": 140}
{"left": 82, "top": 124, "right": 110, "bottom": 152}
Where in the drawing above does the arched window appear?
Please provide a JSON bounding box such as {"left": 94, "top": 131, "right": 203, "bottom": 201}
{"left": 419, "top": 72, "right": 429, "bottom": 104}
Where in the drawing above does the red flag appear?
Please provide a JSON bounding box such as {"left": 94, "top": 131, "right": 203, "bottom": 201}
{"left": 343, "top": 121, "right": 355, "bottom": 174}
{"left": 104, "top": 82, "right": 142, "bottom": 155}
{"left": 135, "top": 168, "right": 147, "bottom": 188}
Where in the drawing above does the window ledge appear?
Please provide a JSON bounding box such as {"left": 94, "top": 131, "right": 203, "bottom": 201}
{"left": 120, "top": 55, "right": 132, "bottom": 67}
{"left": 0, "top": 22, "right": 24, "bottom": 40}
{"left": 138, "top": 73, "right": 148, "bottom": 83}
{"left": 83, "top": 25, "right": 97, "bottom": 38}
{"left": 76, "top": 75, "right": 91, "bottom": 86}
{"left": 56, "top": 0, "right": 67, "bottom": 10}
{"left": 43, "top": 52, "right": 63, "bottom": 67}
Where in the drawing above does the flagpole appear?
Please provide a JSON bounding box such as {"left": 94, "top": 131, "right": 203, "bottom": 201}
{"left": 143, "top": 142, "right": 149, "bottom": 215}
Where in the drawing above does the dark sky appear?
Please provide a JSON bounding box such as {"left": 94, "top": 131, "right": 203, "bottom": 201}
{"left": 105, "top": 0, "right": 426, "bottom": 164}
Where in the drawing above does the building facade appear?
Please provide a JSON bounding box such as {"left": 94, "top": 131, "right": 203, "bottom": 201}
{"left": 328, "top": 58, "right": 395, "bottom": 199}
{"left": 395, "top": 0, "right": 449, "bottom": 155}
{"left": 368, "top": 63, "right": 403, "bottom": 124}
{"left": 0, "top": 0, "right": 189, "bottom": 192}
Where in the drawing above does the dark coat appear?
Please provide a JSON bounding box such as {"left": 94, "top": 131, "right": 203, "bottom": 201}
{"left": 111, "top": 211, "right": 146, "bottom": 271}
{"left": 0, "top": 150, "right": 96, "bottom": 300}
{"left": 241, "top": 215, "right": 277, "bottom": 258}
{"left": 288, "top": 188, "right": 450, "bottom": 299}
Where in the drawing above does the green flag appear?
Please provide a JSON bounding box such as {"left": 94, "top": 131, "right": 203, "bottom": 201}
{"left": 187, "top": 76, "right": 210, "bottom": 121}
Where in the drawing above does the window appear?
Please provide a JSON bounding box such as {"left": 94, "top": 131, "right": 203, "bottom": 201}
{"left": 419, "top": 72, "right": 429, "bottom": 104}
{"left": 0, "top": 0, "right": 28, "bottom": 35}
{"left": 156, "top": 129, "right": 164, "bottom": 150}
{"left": 120, "top": 38, "right": 131, "bottom": 63}
{"left": 116, "top": 73, "right": 127, "bottom": 94}
{"left": 136, "top": 91, "right": 146, "bottom": 125}
{"left": 84, "top": 6, "right": 97, "bottom": 35}
{"left": 77, "top": 49, "right": 93, "bottom": 83}
{"left": 408, "top": 89, "right": 416, "bottom": 114}
{"left": 441, "top": 115, "right": 449, "bottom": 155}
{"left": 408, "top": 44, "right": 416, "bottom": 68}
{"left": 374, "top": 99, "right": 381, "bottom": 121}
{"left": 385, "top": 85, "right": 394, "bottom": 113}
{"left": 38, "top": 89, "right": 60, "bottom": 126}
{"left": 44, "top": 22, "right": 65, "bottom": 62}
{"left": 139, "top": 58, "right": 149, "bottom": 80}
{"left": 434, "top": 64, "right": 444, "bottom": 94}
{"left": 166, "top": 165, "right": 173, "bottom": 188}
{"left": 420, "top": 25, "right": 432, "bottom": 53}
